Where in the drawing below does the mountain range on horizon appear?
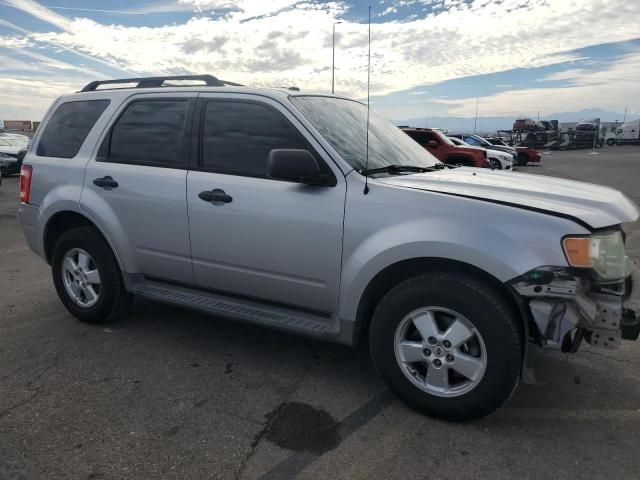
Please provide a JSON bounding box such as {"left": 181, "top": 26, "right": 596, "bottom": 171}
{"left": 394, "top": 108, "right": 639, "bottom": 134}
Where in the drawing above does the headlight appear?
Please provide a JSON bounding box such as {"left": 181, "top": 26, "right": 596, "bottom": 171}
{"left": 563, "top": 231, "right": 631, "bottom": 279}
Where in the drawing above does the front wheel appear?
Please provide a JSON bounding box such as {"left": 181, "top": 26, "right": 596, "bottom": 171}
{"left": 488, "top": 158, "right": 502, "bottom": 170}
{"left": 52, "top": 226, "right": 132, "bottom": 324}
{"left": 369, "top": 271, "right": 522, "bottom": 421}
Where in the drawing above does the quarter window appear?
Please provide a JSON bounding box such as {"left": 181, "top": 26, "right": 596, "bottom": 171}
{"left": 104, "top": 99, "right": 189, "bottom": 166}
{"left": 200, "top": 100, "right": 310, "bottom": 178}
{"left": 37, "top": 100, "right": 110, "bottom": 158}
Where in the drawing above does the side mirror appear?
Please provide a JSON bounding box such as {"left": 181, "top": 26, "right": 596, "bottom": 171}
{"left": 267, "top": 149, "right": 332, "bottom": 186}
{"left": 427, "top": 140, "right": 439, "bottom": 148}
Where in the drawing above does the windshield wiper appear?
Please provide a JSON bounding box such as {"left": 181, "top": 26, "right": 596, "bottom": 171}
{"left": 360, "top": 164, "right": 446, "bottom": 176}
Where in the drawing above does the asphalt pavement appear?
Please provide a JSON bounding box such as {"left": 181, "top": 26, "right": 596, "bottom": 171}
{"left": 1, "top": 146, "right": 639, "bottom": 479}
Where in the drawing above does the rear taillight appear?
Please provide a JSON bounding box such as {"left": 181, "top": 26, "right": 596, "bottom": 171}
{"left": 20, "top": 165, "right": 32, "bottom": 203}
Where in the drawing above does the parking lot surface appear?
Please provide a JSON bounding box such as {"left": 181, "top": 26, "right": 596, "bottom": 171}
{"left": 1, "top": 146, "right": 640, "bottom": 479}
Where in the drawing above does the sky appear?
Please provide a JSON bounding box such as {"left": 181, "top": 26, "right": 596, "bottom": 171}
{"left": 0, "top": 0, "right": 639, "bottom": 123}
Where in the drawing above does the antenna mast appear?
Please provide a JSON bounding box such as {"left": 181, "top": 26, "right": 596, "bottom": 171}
{"left": 363, "top": 5, "right": 372, "bottom": 195}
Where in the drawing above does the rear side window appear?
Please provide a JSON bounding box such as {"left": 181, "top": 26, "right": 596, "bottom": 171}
{"left": 37, "top": 100, "right": 109, "bottom": 158}
{"left": 104, "top": 99, "right": 189, "bottom": 166}
{"left": 200, "top": 100, "right": 309, "bottom": 178}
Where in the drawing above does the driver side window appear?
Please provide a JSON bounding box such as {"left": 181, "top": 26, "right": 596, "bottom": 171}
{"left": 200, "top": 100, "right": 312, "bottom": 179}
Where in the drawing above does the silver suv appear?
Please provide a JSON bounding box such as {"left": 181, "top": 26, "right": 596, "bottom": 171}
{"left": 18, "top": 75, "right": 640, "bottom": 421}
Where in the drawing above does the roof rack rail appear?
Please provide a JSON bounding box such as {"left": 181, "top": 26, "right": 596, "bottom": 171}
{"left": 80, "top": 75, "right": 242, "bottom": 92}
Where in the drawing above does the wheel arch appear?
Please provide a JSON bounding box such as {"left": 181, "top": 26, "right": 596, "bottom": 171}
{"left": 352, "top": 257, "right": 528, "bottom": 352}
{"left": 43, "top": 210, "right": 124, "bottom": 272}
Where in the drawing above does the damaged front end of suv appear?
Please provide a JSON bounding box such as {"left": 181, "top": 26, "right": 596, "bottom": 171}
{"left": 511, "top": 230, "right": 640, "bottom": 353}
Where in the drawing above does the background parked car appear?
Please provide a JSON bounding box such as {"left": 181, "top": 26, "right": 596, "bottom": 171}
{"left": 448, "top": 136, "right": 513, "bottom": 170}
{"left": 0, "top": 136, "right": 25, "bottom": 176}
{"left": 400, "top": 128, "right": 489, "bottom": 168}
{"left": 449, "top": 134, "right": 517, "bottom": 162}
{"left": 486, "top": 137, "right": 542, "bottom": 166}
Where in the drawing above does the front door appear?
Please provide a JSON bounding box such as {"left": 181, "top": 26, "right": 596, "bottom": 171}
{"left": 186, "top": 95, "right": 346, "bottom": 313}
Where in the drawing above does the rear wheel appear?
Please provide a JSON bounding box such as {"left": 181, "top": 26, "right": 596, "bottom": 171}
{"left": 369, "top": 271, "right": 522, "bottom": 421}
{"left": 52, "top": 226, "right": 132, "bottom": 324}
{"left": 516, "top": 153, "right": 528, "bottom": 166}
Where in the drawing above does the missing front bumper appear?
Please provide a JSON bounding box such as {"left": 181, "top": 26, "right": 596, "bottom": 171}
{"left": 511, "top": 263, "right": 640, "bottom": 351}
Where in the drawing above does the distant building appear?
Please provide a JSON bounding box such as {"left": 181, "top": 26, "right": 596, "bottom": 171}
{"left": 1, "top": 120, "right": 32, "bottom": 131}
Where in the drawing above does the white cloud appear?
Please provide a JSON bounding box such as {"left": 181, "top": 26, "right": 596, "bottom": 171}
{"left": 1, "top": 0, "right": 640, "bottom": 119}
{"left": 3, "top": 0, "right": 72, "bottom": 31}
{"left": 0, "top": 76, "right": 78, "bottom": 119}
{"left": 433, "top": 52, "right": 640, "bottom": 117}
{"left": 536, "top": 68, "right": 589, "bottom": 83}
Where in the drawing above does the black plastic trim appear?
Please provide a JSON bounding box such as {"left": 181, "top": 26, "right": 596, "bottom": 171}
{"left": 80, "top": 75, "right": 228, "bottom": 92}
{"left": 143, "top": 275, "right": 333, "bottom": 319}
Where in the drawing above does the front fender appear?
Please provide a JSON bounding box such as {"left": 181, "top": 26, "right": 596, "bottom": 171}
{"left": 338, "top": 177, "right": 589, "bottom": 323}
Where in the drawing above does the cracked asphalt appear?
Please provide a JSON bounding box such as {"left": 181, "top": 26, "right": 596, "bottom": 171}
{"left": 1, "top": 146, "right": 640, "bottom": 479}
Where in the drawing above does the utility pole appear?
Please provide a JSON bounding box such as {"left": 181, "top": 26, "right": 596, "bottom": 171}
{"left": 623, "top": 107, "right": 628, "bottom": 123}
{"left": 473, "top": 98, "right": 479, "bottom": 134}
{"left": 331, "top": 21, "right": 342, "bottom": 94}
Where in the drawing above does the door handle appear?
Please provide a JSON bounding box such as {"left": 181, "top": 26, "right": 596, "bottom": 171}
{"left": 199, "top": 188, "right": 233, "bottom": 204}
{"left": 93, "top": 176, "right": 119, "bottom": 189}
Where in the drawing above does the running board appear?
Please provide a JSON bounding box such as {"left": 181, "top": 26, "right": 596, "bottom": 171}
{"left": 131, "top": 278, "right": 338, "bottom": 340}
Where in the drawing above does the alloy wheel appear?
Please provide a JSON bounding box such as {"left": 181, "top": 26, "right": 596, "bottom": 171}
{"left": 61, "top": 248, "right": 101, "bottom": 307}
{"left": 394, "top": 306, "right": 487, "bottom": 397}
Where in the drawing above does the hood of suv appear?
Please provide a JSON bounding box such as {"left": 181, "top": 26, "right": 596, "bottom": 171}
{"left": 377, "top": 168, "right": 639, "bottom": 229}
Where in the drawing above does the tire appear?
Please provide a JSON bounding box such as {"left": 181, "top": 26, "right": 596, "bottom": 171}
{"left": 369, "top": 271, "right": 522, "bottom": 421}
{"left": 447, "top": 157, "right": 473, "bottom": 167}
{"left": 488, "top": 158, "right": 502, "bottom": 170}
{"left": 516, "top": 153, "right": 528, "bottom": 166}
{"left": 51, "top": 226, "right": 132, "bottom": 324}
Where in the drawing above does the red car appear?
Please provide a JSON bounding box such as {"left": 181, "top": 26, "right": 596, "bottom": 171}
{"left": 401, "top": 128, "right": 489, "bottom": 168}
{"left": 486, "top": 137, "right": 541, "bottom": 165}
{"left": 515, "top": 146, "right": 541, "bottom": 165}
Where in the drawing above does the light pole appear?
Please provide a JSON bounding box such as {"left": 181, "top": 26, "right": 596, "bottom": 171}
{"left": 473, "top": 98, "right": 479, "bottom": 134}
{"left": 332, "top": 21, "right": 342, "bottom": 94}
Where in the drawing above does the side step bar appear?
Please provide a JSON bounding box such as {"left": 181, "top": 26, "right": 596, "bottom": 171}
{"left": 131, "top": 278, "right": 339, "bottom": 340}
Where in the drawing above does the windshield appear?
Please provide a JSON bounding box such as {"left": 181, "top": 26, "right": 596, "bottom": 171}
{"left": 291, "top": 96, "right": 441, "bottom": 171}
{"left": 469, "top": 135, "right": 492, "bottom": 147}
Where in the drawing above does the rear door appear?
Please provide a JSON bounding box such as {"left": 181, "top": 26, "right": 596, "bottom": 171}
{"left": 81, "top": 93, "right": 195, "bottom": 283}
{"left": 186, "top": 94, "right": 346, "bottom": 313}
